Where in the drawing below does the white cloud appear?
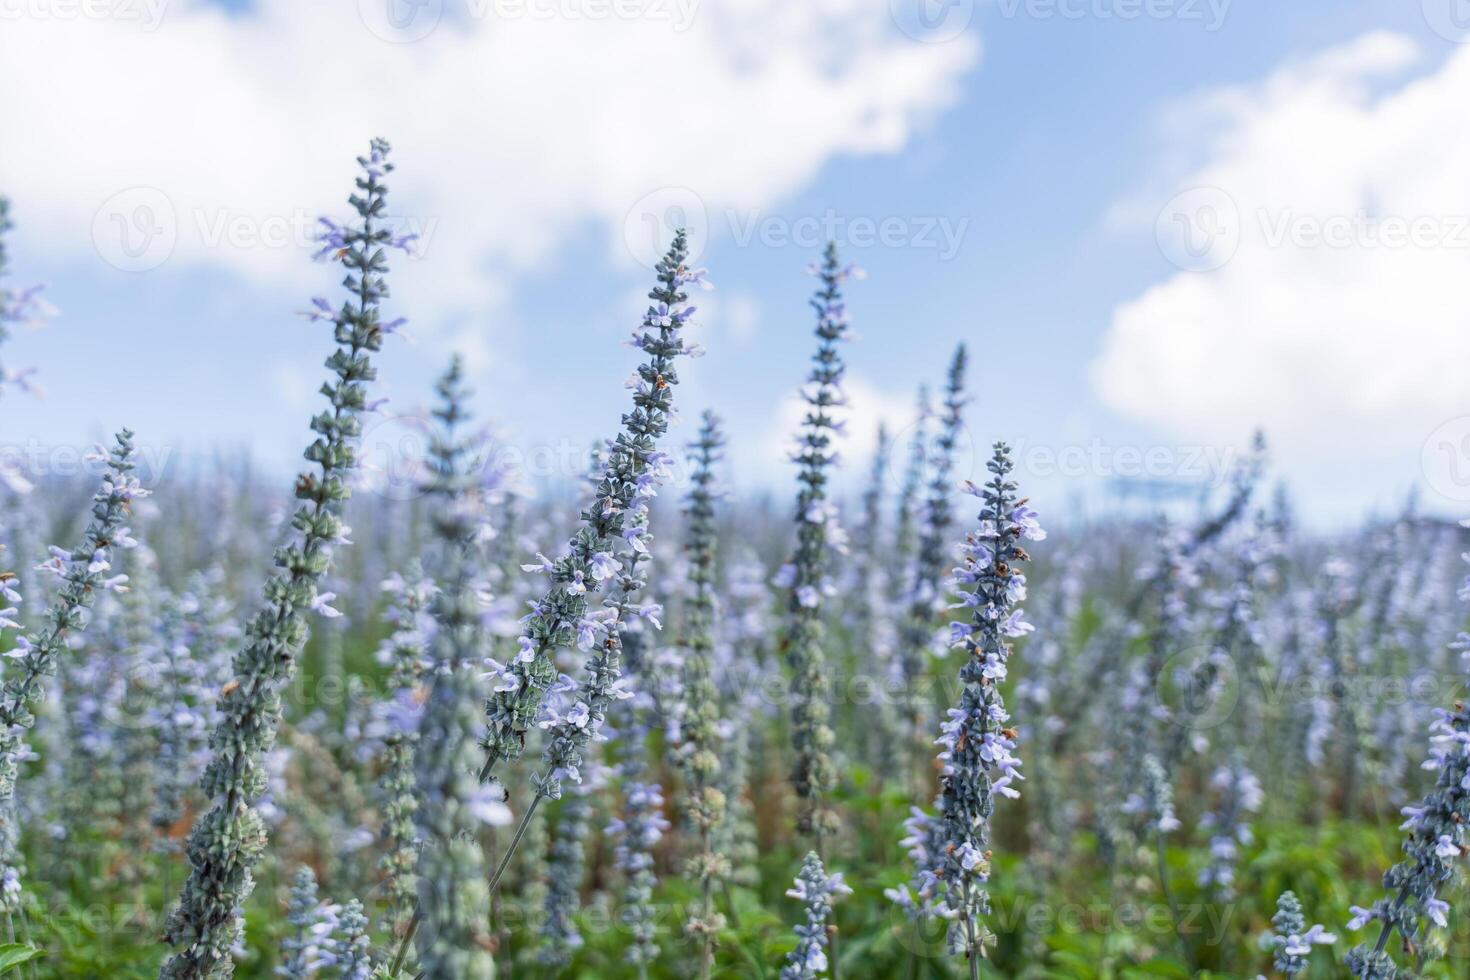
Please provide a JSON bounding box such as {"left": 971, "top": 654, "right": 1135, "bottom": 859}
{"left": 1093, "top": 32, "right": 1470, "bottom": 467}
{"left": 0, "top": 0, "right": 976, "bottom": 337}
{"left": 721, "top": 289, "right": 761, "bottom": 345}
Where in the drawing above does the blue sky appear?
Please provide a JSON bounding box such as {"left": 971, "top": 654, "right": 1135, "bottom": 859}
{"left": 1, "top": 0, "right": 1467, "bottom": 526}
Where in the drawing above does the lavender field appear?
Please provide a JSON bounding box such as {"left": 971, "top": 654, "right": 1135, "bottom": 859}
{"left": 0, "top": 136, "right": 1465, "bottom": 980}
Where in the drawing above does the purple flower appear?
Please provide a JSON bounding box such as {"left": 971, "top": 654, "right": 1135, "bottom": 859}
{"left": 521, "top": 552, "right": 556, "bottom": 574}
{"left": 623, "top": 525, "right": 650, "bottom": 555}
{"left": 299, "top": 297, "right": 335, "bottom": 322}
{"left": 588, "top": 551, "right": 621, "bottom": 582}
{"left": 309, "top": 592, "right": 341, "bottom": 619}
{"left": 1011, "top": 505, "right": 1046, "bottom": 541}
{"left": 1002, "top": 610, "right": 1033, "bottom": 637}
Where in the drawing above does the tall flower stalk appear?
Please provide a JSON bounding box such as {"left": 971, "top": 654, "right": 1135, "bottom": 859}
{"left": 779, "top": 851, "right": 850, "bottom": 979}
{"left": 918, "top": 443, "right": 1042, "bottom": 974}
{"left": 161, "top": 139, "right": 408, "bottom": 978}
{"left": 279, "top": 867, "right": 337, "bottom": 980}
{"left": 409, "top": 357, "right": 504, "bottom": 980}
{"left": 889, "top": 389, "right": 928, "bottom": 614}
{"left": 480, "top": 231, "right": 703, "bottom": 887}
{"left": 1346, "top": 505, "right": 1470, "bottom": 975}
{"left": 780, "top": 243, "right": 858, "bottom": 842}
{"left": 898, "top": 346, "right": 967, "bottom": 782}
{"left": 607, "top": 618, "right": 666, "bottom": 977}
{"left": 0, "top": 196, "right": 52, "bottom": 400}
{"left": 1268, "top": 891, "right": 1334, "bottom": 977}
{"left": 539, "top": 772, "right": 596, "bottom": 969}
{"left": 1344, "top": 535, "right": 1470, "bottom": 977}
{"left": 609, "top": 764, "right": 669, "bottom": 974}
{"left": 372, "top": 564, "right": 435, "bottom": 938}
{"left": 328, "top": 901, "right": 374, "bottom": 979}
{"left": 678, "top": 410, "right": 728, "bottom": 977}
{"left": 151, "top": 578, "right": 236, "bottom": 887}
{"left": 0, "top": 430, "right": 143, "bottom": 913}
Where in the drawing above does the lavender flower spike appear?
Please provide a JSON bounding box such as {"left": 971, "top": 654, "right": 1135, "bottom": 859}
{"left": 1343, "top": 509, "right": 1470, "bottom": 978}
{"left": 1268, "top": 891, "right": 1334, "bottom": 978}
{"left": 278, "top": 867, "right": 338, "bottom": 980}
{"left": 373, "top": 563, "right": 435, "bottom": 938}
{"left": 480, "top": 229, "right": 701, "bottom": 786}
{"left": 0, "top": 196, "right": 55, "bottom": 401}
{"left": 0, "top": 429, "right": 144, "bottom": 912}
{"left": 780, "top": 851, "right": 851, "bottom": 980}
{"left": 540, "top": 767, "right": 598, "bottom": 969}
{"left": 161, "top": 140, "right": 407, "bottom": 979}
{"left": 928, "top": 443, "right": 1041, "bottom": 969}
{"left": 679, "top": 410, "right": 729, "bottom": 977}
{"left": 897, "top": 345, "right": 967, "bottom": 766}
{"left": 609, "top": 774, "right": 669, "bottom": 972}
{"left": 411, "top": 356, "right": 503, "bottom": 980}
{"left": 1346, "top": 697, "right": 1470, "bottom": 972}
{"left": 326, "top": 900, "right": 374, "bottom": 980}
{"left": 783, "top": 242, "right": 856, "bottom": 840}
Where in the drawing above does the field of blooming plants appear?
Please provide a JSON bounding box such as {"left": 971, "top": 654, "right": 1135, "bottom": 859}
{"left": 0, "top": 141, "right": 1466, "bottom": 980}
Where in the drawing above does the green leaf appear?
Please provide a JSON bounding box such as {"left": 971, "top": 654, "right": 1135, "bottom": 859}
{"left": 0, "top": 944, "right": 43, "bottom": 975}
